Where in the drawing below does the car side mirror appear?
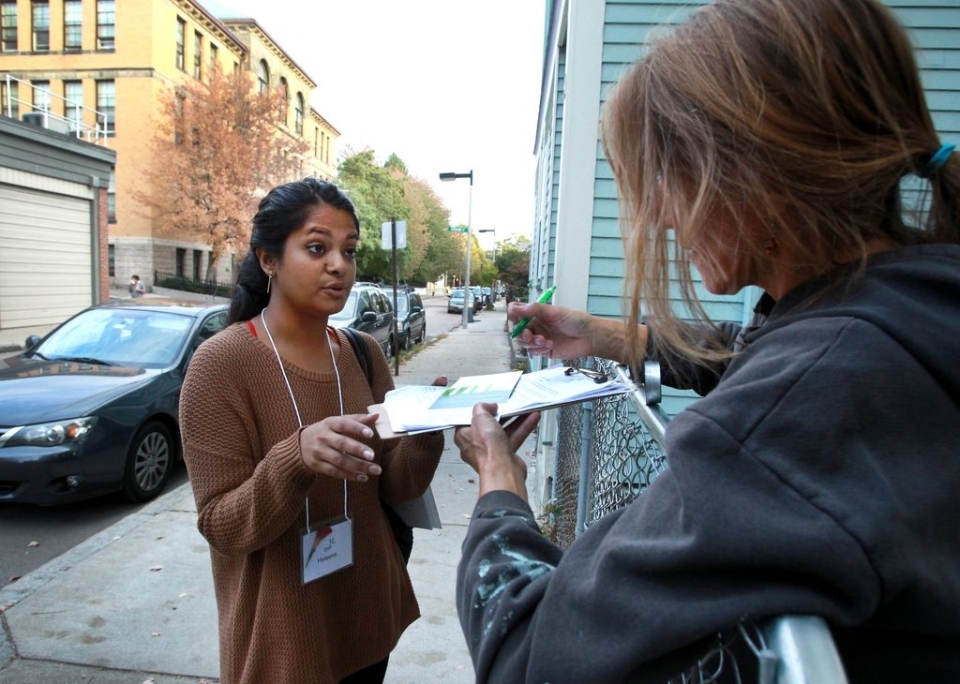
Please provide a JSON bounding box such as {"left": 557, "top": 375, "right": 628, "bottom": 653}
{"left": 411, "top": 305, "right": 423, "bottom": 313}
{"left": 24, "top": 334, "right": 42, "bottom": 350}
{"left": 361, "top": 311, "right": 377, "bottom": 323}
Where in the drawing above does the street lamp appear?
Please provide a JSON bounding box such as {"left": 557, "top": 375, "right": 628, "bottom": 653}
{"left": 439, "top": 170, "right": 473, "bottom": 328}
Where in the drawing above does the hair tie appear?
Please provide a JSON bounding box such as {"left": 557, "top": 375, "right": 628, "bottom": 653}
{"left": 919, "top": 143, "right": 955, "bottom": 179}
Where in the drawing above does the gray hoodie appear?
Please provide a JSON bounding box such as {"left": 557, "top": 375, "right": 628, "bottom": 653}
{"left": 457, "top": 244, "right": 960, "bottom": 683}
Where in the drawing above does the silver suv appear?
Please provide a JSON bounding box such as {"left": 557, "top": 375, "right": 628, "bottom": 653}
{"left": 329, "top": 283, "right": 395, "bottom": 358}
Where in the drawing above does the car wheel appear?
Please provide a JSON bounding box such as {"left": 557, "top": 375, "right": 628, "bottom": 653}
{"left": 122, "top": 420, "right": 174, "bottom": 503}
{"left": 403, "top": 331, "right": 412, "bottom": 351}
{"left": 417, "top": 323, "right": 425, "bottom": 344}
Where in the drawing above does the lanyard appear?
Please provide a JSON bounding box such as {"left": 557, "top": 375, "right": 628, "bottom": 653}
{"left": 261, "top": 313, "right": 347, "bottom": 530}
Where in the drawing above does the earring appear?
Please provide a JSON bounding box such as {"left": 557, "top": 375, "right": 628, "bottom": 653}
{"left": 266, "top": 271, "right": 273, "bottom": 294}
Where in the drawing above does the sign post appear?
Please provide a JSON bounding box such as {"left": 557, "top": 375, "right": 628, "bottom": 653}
{"left": 381, "top": 220, "right": 407, "bottom": 376}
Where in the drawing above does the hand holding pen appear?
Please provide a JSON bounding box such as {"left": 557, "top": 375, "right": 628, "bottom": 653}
{"left": 510, "top": 286, "right": 557, "bottom": 339}
{"left": 507, "top": 292, "right": 610, "bottom": 362}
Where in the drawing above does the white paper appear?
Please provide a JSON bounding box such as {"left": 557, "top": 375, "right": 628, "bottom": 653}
{"left": 429, "top": 370, "right": 522, "bottom": 410}
{"left": 379, "top": 365, "right": 634, "bottom": 434}
{"left": 389, "top": 485, "right": 442, "bottom": 530}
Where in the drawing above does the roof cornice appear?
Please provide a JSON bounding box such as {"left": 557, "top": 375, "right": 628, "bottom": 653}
{"left": 176, "top": 0, "right": 248, "bottom": 58}
{"left": 309, "top": 108, "right": 340, "bottom": 135}
{"left": 222, "top": 19, "right": 316, "bottom": 89}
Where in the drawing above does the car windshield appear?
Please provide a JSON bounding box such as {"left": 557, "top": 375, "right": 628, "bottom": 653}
{"left": 35, "top": 308, "right": 195, "bottom": 368}
{"left": 393, "top": 295, "right": 409, "bottom": 313}
{"left": 329, "top": 291, "right": 358, "bottom": 322}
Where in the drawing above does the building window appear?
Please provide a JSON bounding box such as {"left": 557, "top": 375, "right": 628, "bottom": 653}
{"left": 96, "top": 0, "right": 114, "bottom": 50}
{"left": 193, "top": 31, "right": 202, "bottom": 79}
{"left": 193, "top": 249, "right": 202, "bottom": 281}
{"left": 108, "top": 244, "right": 115, "bottom": 276}
{"left": 107, "top": 171, "right": 116, "bottom": 222}
{"left": 172, "top": 90, "right": 185, "bottom": 145}
{"left": 209, "top": 42, "right": 218, "bottom": 74}
{"left": 295, "top": 92, "right": 304, "bottom": 135}
{"left": 1, "top": 2, "right": 17, "bottom": 52}
{"left": 279, "top": 77, "right": 288, "bottom": 125}
{"left": 176, "top": 248, "right": 186, "bottom": 277}
{"left": 257, "top": 59, "right": 268, "bottom": 93}
{"left": 175, "top": 17, "right": 185, "bottom": 71}
{"left": 0, "top": 79, "right": 17, "bottom": 118}
{"left": 64, "top": 80, "right": 82, "bottom": 129}
{"left": 63, "top": 0, "right": 82, "bottom": 51}
{"left": 32, "top": 80, "right": 51, "bottom": 111}
{"left": 32, "top": 1, "right": 49, "bottom": 51}
{"left": 314, "top": 128, "right": 318, "bottom": 157}
{"left": 96, "top": 79, "right": 114, "bottom": 135}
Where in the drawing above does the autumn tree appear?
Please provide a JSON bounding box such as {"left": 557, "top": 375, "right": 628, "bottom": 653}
{"left": 136, "top": 66, "right": 308, "bottom": 275}
{"left": 495, "top": 239, "right": 531, "bottom": 299}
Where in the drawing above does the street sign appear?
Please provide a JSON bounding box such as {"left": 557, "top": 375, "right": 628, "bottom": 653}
{"left": 382, "top": 220, "right": 407, "bottom": 249}
{"left": 447, "top": 226, "right": 469, "bottom": 234}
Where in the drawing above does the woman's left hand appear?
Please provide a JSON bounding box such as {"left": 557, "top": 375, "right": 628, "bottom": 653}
{"left": 299, "top": 413, "right": 382, "bottom": 482}
{"left": 454, "top": 403, "right": 540, "bottom": 501}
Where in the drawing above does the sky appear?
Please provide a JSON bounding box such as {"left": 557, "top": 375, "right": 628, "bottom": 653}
{"left": 199, "top": 0, "right": 548, "bottom": 251}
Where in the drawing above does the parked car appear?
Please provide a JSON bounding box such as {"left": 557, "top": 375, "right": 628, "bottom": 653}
{"left": 480, "top": 287, "right": 494, "bottom": 306}
{"left": 469, "top": 286, "right": 485, "bottom": 312}
{"left": 0, "top": 300, "right": 228, "bottom": 505}
{"left": 389, "top": 288, "right": 426, "bottom": 351}
{"left": 329, "top": 282, "right": 396, "bottom": 358}
{"left": 447, "top": 288, "right": 476, "bottom": 314}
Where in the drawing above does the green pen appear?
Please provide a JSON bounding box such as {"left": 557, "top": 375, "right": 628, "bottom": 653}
{"left": 510, "top": 286, "right": 557, "bottom": 339}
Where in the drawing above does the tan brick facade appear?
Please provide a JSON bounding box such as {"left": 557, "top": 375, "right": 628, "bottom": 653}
{"left": 1, "top": 0, "right": 339, "bottom": 289}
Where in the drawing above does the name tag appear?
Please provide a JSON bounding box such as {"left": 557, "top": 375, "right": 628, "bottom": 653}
{"left": 301, "top": 516, "right": 353, "bottom": 584}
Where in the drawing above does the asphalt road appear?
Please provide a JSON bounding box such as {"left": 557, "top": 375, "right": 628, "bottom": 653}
{"left": 0, "top": 292, "right": 502, "bottom": 589}
{"left": 0, "top": 465, "right": 190, "bottom": 589}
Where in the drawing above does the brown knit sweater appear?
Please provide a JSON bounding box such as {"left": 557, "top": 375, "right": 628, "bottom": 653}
{"left": 179, "top": 323, "right": 444, "bottom": 684}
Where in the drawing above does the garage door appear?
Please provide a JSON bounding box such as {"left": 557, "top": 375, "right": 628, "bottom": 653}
{"left": 0, "top": 183, "right": 93, "bottom": 330}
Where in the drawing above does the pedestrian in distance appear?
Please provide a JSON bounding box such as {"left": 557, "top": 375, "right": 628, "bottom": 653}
{"left": 179, "top": 178, "right": 447, "bottom": 684}
{"left": 128, "top": 274, "right": 145, "bottom": 298}
{"left": 454, "top": 0, "right": 960, "bottom": 681}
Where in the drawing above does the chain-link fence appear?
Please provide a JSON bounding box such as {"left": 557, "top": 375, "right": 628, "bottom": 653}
{"left": 548, "top": 358, "right": 669, "bottom": 549}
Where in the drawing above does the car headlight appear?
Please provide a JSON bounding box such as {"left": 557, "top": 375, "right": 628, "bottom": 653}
{"left": 0, "top": 417, "right": 98, "bottom": 447}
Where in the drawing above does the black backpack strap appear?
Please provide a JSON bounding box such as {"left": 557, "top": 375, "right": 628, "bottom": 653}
{"left": 341, "top": 327, "right": 373, "bottom": 386}
{"left": 339, "top": 326, "right": 414, "bottom": 564}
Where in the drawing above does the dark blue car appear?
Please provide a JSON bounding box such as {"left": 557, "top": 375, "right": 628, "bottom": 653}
{"left": 0, "top": 300, "right": 228, "bottom": 505}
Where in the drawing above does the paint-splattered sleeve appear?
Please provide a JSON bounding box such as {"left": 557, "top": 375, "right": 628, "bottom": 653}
{"left": 456, "top": 490, "right": 563, "bottom": 683}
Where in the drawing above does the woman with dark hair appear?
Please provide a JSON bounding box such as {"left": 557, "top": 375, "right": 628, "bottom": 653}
{"left": 179, "top": 177, "right": 446, "bottom": 683}
{"left": 454, "top": 0, "right": 960, "bottom": 681}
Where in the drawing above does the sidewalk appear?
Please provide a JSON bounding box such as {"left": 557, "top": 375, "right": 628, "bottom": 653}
{"left": 0, "top": 301, "right": 523, "bottom": 683}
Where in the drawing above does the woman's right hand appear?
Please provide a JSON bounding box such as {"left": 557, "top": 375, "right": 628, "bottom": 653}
{"left": 507, "top": 301, "right": 599, "bottom": 360}
{"left": 299, "top": 413, "right": 382, "bottom": 482}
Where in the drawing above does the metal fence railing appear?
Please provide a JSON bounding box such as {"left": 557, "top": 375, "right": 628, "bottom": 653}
{"left": 547, "top": 357, "right": 848, "bottom": 684}
{"left": 154, "top": 271, "right": 234, "bottom": 299}
{"left": 4, "top": 75, "right": 110, "bottom": 145}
